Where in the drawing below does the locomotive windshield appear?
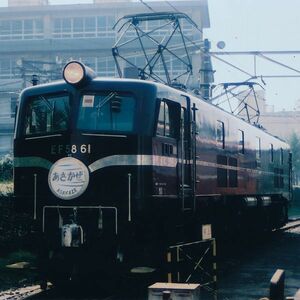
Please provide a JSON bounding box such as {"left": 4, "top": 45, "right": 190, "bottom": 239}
{"left": 24, "top": 93, "right": 70, "bottom": 137}
{"left": 21, "top": 91, "right": 138, "bottom": 137}
{"left": 77, "top": 92, "right": 136, "bottom": 133}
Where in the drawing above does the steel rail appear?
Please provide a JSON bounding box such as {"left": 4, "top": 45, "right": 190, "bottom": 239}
{"left": 0, "top": 285, "right": 43, "bottom": 300}
{"left": 274, "top": 219, "right": 300, "bottom": 233}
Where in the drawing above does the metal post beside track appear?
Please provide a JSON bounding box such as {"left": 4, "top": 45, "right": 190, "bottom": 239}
{"left": 167, "top": 251, "right": 172, "bottom": 283}
{"left": 166, "top": 238, "right": 217, "bottom": 292}
{"left": 33, "top": 173, "right": 37, "bottom": 220}
{"left": 212, "top": 238, "right": 217, "bottom": 290}
{"left": 269, "top": 269, "right": 285, "bottom": 300}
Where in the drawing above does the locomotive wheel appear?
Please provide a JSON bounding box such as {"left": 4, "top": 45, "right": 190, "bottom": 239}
{"left": 279, "top": 203, "right": 288, "bottom": 226}
{"left": 46, "top": 250, "right": 75, "bottom": 288}
{"left": 39, "top": 280, "right": 48, "bottom": 290}
{"left": 272, "top": 200, "right": 288, "bottom": 229}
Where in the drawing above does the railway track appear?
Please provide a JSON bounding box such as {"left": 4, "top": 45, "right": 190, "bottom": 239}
{"left": 0, "top": 282, "right": 138, "bottom": 300}
{"left": 280, "top": 218, "right": 300, "bottom": 232}
{"left": 0, "top": 286, "right": 120, "bottom": 300}
{"left": 2, "top": 219, "right": 300, "bottom": 300}
{"left": 0, "top": 285, "right": 43, "bottom": 300}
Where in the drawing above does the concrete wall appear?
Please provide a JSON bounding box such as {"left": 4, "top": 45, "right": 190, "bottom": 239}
{"left": 260, "top": 111, "right": 300, "bottom": 141}
{"left": 8, "top": 0, "right": 48, "bottom": 6}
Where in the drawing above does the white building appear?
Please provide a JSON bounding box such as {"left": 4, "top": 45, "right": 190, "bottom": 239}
{"left": 0, "top": 0, "right": 211, "bottom": 156}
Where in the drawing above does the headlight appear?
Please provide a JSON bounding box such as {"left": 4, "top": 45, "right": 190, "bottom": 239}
{"left": 63, "top": 61, "right": 96, "bottom": 85}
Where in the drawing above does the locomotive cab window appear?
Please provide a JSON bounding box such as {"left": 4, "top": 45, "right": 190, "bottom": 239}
{"left": 256, "top": 137, "right": 261, "bottom": 160}
{"left": 280, "top": 148, "right": 284, "bottom": 165}
{"left": 216, "top": 120, "right": 225, "bottom": 148}
{"left": 270, "top": 143, "right": 274, "bottom": 163}
{"left": 77, "top": 92, "right": 136, "bottom": 133}
{"left": 156, "top": 99, "right": 180, "bottom": 138}
{"left": 238, "top": 129, "right": 244, "bottom": 154}
{"left": 24, "top": 93, "right": 70, "bottom": 136}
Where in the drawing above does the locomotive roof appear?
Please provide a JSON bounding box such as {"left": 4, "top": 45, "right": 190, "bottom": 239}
{"left": 20, "top": 76, "right": 289, "bottom": 147}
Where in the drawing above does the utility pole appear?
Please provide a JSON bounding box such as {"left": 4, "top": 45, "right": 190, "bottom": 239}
{"left": 199, "top": 39, "right": 215, "bottom": 100}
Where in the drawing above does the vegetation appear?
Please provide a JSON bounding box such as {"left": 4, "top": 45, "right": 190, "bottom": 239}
{"left": 289, "top": 132, "right": 300, "bottom": 185}
{"left": 0, "top": 182, "right": 13, "bottom": 195}
{"left": 0, "top": 155, "right": 38, "bottom": 291}
{"left": 0, "top": 154, "right": 13, "bottom": 201}
{"left": 0, "top": 154, "right": 13, "bottom": 196}
{"left": 0, "top": 250, "right": 37, "bottom": 292}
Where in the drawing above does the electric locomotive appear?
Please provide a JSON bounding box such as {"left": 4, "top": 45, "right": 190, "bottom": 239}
{"left": 14, "top": 61, "right": 291, "bottom": 284}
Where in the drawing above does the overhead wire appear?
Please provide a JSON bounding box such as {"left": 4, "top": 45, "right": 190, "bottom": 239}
{"left": 163, "top": 0, "right": 204, "bottom": 35}
{"left": 160, "top": 0, "right": 295, "bottom": 105}
{"left": 140, "top": 11, "right": 275, "bottom": 87}
{"left": 165, "top": 0, "right": 180, "bottom": 13}
{"left": 138, "top": 0, "right": 156, "bottom": 13}
{"left": 161, "top": 0, "right": 268, "bottom": 110}
{"left": 1, "top": 2, "right": 246, "bottom": 86}
{"left": 140, "top": 0, "right": 252, "bottom": 79}
{"left": 4, "top": 1, "right": 293, "bottom": 95}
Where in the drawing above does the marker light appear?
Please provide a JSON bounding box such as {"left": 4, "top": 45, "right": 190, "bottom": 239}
{"left": 63, "top": 61, "right": 96, "bottom": 85}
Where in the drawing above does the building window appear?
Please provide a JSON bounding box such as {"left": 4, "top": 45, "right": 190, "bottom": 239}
{"left": 0, "top": 21, "right": 10, "bottom": 39}
{"left": 24, "top": 19, "right": 33, "bottom": 36}
{"left": 0, "top": 18, "right": 44, "bottom": 40}
{"left": 54, "top": 18, "right": 61, "bottom": 34}
{"left": 73, "top": 17, "right": 84, "bottom": 37}
{"left": 97, "top": 57, "right": 116, "bottom": 76}
{"left": 11, "top": 20, "right": 22, "bottom": 39}
{"left": 81, "top": 57, "right": 96, "bottom": 71}
{"left": 0, "top": 58, "right": 13, "bottom": 79}
{"left": 61, "top": 18, "right": 72, "bottom": 38}
{"left": 97, "top": 15, "right": 115, "bottom": 35}
{"left": 53, "top": 15, "right": 115, "bottom": 39}
{"left": 84, "top": 17, "right": 96, "bottom": 37}
{"left": 216, "top": 120, "right": 225, "bottom": 148}
{"left": 0, "top": 135, "right": 13, "bottom": 154}
{"left": 238, "top": 129, "right": 244, "bottom": 154}
{"left": 70, "top": 56, "right": 116, "bottom": 77}
{"left": 97, "top": 16, "right": 106, "bottom": 32}
{"left": 35, "top": 19, "right": 43, "bottom": 34}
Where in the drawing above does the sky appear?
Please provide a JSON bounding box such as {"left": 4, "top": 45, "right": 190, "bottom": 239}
{"left": 0, "top": 0, "right": 300, "bottom": 111}
{"left": 205, "top": 0, "right": 300, "bottom": 112}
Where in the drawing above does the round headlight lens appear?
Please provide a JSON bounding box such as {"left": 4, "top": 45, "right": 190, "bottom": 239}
{"left": 63, "top": 61, "right": 85, "bottom": 84}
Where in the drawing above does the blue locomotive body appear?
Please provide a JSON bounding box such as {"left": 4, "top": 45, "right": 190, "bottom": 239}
{"left": 14, "top": 62, "right": 291, "bottom": 284}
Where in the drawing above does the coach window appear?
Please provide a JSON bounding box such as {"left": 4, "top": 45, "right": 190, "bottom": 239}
{"left": 238, "top": 129, "right": 244, "bottom": 154}
{"left": 156, "top": 100, "right": 179, "bottom": 138}
{"left": 256, "top": 137, "right": 261, "bottom": 160}
{"left": 216, "top": 120, "right": 225, "bottom": 149}
{"left": 270, "top": 144, "right": 274, "bottom": 163}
